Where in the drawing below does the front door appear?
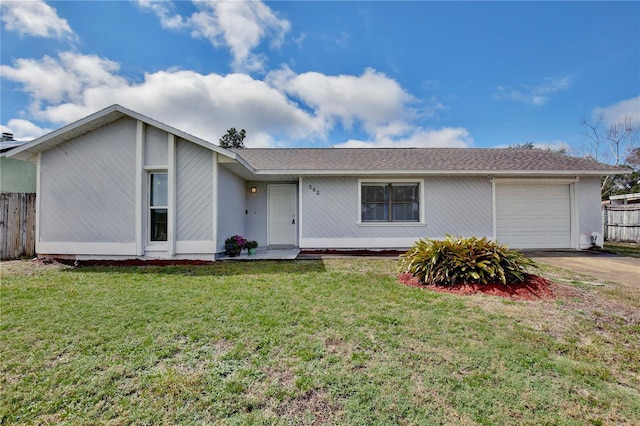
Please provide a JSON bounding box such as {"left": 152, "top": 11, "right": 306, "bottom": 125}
{"left": 268, "top": 184, "right": 297, "bottom": 246}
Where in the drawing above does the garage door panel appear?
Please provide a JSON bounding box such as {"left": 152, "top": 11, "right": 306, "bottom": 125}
{"left": 496, "top": 184, "right": 571, "bottom": 249}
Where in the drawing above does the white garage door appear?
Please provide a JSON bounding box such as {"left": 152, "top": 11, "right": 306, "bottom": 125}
{"left": 496, "top": 184, "right": 571, "bottom": 249}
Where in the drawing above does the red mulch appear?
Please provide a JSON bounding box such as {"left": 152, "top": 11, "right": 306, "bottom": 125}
{"left": 47, "top": 258, "right": 215, "bottom": 267}
{"left": 397, "top": 273, "right": 555, "bottom": 301}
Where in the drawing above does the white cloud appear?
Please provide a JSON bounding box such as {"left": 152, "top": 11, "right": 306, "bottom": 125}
{"left": 137, "top": 0, "right": 290, "bottom": 72}
{"left": 1, "top": 119, "right": 51, "bottom": 141}
{"left": 136, "top": 0, "right": 185, "bottom": 29}
{"left": 593, "top": 96, "right": 640, "bottom": 126}
{"left": 1, "top": 51, "right": 470, "bottom": 149}
{"left": 268, "top": 67, "right": 414, "bottom": 134}
{"left": 495, "top": 76, "right": 571, "bottom": 106}
{"left": 0, "top": 52, "right": 322, "bottom": 146}
{"left": 334, "top": 127, "right": 472, "bottom": 148}
{"left": 1, "top": 0, "right": 75, "bottom": 39}
{"left": 0, "top": 52, "right": 123, "bottom": 106}
{"left": 533, "top": 140, "right": 571, "bottom": 153}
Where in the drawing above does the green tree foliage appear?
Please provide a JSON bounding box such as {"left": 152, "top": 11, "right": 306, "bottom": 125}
{"left": 219, "top": 128, "right": 246, "bottom": 148}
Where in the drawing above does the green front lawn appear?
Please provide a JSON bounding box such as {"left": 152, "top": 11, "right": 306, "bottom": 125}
{"left": 605, "top": 241, "right": 640, "bottom": 258}
{"left": 1, "top": 259, "right": 638, "bottom": 424}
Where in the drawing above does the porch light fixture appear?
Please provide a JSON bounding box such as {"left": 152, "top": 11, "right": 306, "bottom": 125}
{"left": 251, "top": 187, "right": 257, "bottom": 193}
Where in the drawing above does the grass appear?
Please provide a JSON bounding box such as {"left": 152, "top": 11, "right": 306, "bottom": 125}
{"left": 1, "top": 258, "right": 639, "bottom": 424}
{"left": 604, "top": 241, "right": 640, "bottom": 258}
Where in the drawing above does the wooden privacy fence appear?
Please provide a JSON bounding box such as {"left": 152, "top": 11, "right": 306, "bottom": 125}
{"left": 0, "top": 193, "right": 36, "bottom": 260}
{"left": 602, "top": 204, "right": 640, "bottom": 242}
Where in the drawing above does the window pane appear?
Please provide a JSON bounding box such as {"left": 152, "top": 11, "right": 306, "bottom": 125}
{"left": 392, "top": 203, "right": 419, "bottom": 221}
{"left": 150, "top": 173, "right": 168, "bottom": 206}
{"left": 362, "top": 184, "right": 388, "bottom": 203}
{"left": 362, "top": 203, "right": 389, "bottom": 222}
{"left": 150, "top": 208, "right": 167, "bottom": 241}
{"left": 391, "top": 184, "right": 419, "bottom": 202}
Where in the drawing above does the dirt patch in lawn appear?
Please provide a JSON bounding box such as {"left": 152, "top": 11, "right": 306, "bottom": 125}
{"left": 397, "top": 273, "right": 555, "bottom": 301}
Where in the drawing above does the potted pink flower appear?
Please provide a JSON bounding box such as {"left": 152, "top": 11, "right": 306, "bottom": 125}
{"left": 224, "top": 235, "right": 247, "bottom": 257}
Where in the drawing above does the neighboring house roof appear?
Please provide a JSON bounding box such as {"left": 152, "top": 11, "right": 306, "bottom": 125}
{"left": 6, "top": 104, "right": 238, "bottom": 163}
{"left": 0, "top": 140, "right": 27, "bottom": 154}
{"left": 232, "top": 148, "right": 627, "bottom": 176}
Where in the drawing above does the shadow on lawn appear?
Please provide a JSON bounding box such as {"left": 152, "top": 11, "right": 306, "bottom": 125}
{"left": 68, "top": 259, "right": 327, "bottom": 277}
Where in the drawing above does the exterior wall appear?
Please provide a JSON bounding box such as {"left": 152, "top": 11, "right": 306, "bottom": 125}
{"left": 577, "top": 176, "right": 604, "bottom": 248}
{"left": 0, "top": 157, "right": 36, "bottom": 193}
{"left": 34, "top": 116, "right": 225, "bottom": 259}
{"left": 39, "top": 117, "right": 137, "bottom": 253}
{"left": 217, "top": 165, "right": 246, "bottom": 252}
{"left": 299, "top": 176, "right": 493, "bottom": 249}
{"left": 144, "top": 125, "right": 168, "bottom": 166}
{"left": 245, "top": 182, "right": 268, "bottom": 248}
{"left": 175, "top": 139, "right": 214, "bottom": 253}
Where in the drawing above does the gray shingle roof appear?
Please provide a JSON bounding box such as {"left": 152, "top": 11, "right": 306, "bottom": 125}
{"left": 232, "top": 148, "right": 625, "bottom": 174}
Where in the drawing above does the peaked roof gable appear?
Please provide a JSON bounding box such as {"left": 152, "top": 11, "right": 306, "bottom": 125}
{"left": 7, "top": 104, "right": 237, "bottom": 163}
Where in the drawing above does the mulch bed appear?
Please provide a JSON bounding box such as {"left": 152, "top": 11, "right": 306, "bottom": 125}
{"left": 398, "top": 273, "right": 555, "bottom": 301}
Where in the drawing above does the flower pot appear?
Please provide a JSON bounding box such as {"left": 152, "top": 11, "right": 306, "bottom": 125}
{"left": 248, "top": 248, "right": 256, "bottom": 255}
{"left": 225, "top": 242, "right": 241, "bottom": 257}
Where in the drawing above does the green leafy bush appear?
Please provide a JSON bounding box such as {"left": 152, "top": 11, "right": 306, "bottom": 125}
{"left": 398, "top": 235, "right": 536, "bottom": 286}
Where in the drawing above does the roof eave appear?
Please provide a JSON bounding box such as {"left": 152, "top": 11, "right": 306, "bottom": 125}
{"left": 252, "top": 169, "right": 628, "bottom": 176}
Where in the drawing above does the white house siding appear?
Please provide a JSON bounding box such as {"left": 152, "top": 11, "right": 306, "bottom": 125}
{"left": 577, "top": 177, "right": 604, "bottom": 248}
{"left": 245, "top": 182, "right": 269, "bottom": 248}
{"left": 217, "top": 165, "right": 246, "bottom": 252}
{"left": 144, "top": 125, "right": 168, "bottom": 166}
{"left": 175, "top": 139, "right": 213, "bottom": 246}
{"left": 299, "top": 176, "right": 493, "bottom": 249}
{"left": 39, "top": 117, "right": 136, "bottom": 248}
{"left": 424, "top": 177, "right": 493, "bottom": 237}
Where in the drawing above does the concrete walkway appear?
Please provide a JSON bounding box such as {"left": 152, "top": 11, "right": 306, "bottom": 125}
{"left": 217, "top": 248, "right": 300, "bottom": 261}
{"left": 527, "top": 251, "right": 639, "bottom": 288}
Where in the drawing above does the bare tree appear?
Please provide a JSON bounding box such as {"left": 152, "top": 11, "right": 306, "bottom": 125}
{"left": 581, "top": 113, "right": 639, "bottom": 197}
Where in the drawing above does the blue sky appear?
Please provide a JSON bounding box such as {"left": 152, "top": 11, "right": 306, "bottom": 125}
{"left": 1, "top": 1, "right": 638, "bottom": 154}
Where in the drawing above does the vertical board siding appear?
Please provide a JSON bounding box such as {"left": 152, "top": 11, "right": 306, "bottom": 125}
{"left": 144, "top": 126, "right": 168, "bottom": 166}
{"left": 301, "top": 176, "right": 492, "bottom": 239}
{"left": 0, "top": 193, "right": 36, "bottom": 260}
{"left": 603, "top": 205, "right": 640, "bottom": 242}
{"left": 176, "top": 139, "right": 213, "bottom": 241}
{"left": 39, "top": 117, "right": 136, "bottom": 243}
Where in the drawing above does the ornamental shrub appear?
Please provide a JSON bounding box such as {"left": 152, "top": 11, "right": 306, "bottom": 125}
{"left": 397, "top": 235, "right": 536, "bottom": 286}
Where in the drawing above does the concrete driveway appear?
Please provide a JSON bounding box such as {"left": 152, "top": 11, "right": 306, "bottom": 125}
{"left": 526, "top": 251, "right": 639, "bottom": 288}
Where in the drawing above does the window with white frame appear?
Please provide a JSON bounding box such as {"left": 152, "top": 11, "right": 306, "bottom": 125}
{"left": 149, "top": 172, "right": 168, "bottom": 242}
{"left": 360, "top": 181, "right": 421, "bottom": 222}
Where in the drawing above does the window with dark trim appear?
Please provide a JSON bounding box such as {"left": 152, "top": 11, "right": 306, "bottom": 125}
{"left": 361, "top": 182, "right": 420, "bottom": 222}
{"left": 149, "top": 172, "right": 168, "bottom": 241}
